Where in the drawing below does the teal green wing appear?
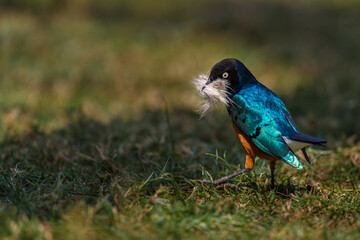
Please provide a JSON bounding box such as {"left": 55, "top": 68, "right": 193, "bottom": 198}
{"left": 229, "top": 86, "right": 303, "bottom": 170}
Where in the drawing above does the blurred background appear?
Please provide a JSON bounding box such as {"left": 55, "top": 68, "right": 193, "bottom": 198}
{"left": 0, "top": 0, "right": 359, "bottom": 144}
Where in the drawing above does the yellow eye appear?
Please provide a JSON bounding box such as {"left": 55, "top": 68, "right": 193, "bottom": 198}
{"left": 222, "top": 72, "right": 229, "bottom": 78}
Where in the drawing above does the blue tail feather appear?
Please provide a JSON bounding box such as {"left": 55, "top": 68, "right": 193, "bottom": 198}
{"left": 289, "top": 133, "right": 327, "bottom": 145}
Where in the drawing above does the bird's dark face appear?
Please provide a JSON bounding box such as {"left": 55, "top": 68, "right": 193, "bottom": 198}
{"left": 206, "top": 58, "right": 239, "bottom": 89}
{"left": 203, "top": 58, "right": 256, "bottom": 95}
{"left": 193, "top": 58, "right": 256, "bottom": 115}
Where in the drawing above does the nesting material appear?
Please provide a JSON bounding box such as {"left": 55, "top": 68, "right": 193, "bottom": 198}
{"left": 192, "top": 74, "right": 230, "bottom": 117}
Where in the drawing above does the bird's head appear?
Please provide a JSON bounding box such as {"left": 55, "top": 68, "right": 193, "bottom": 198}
{"left": 205, "top": 58, "right": 256, "bottom": 95}
{"left": 193, "top": 58, "right": 255, "bottom": 117}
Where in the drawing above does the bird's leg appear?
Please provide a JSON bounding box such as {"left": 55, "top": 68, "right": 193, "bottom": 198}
{"left": 201, "top": 168, "right": 252, "bottom": 185}
{"left": 270, "top": 161, "right": 276, "bottom": 188}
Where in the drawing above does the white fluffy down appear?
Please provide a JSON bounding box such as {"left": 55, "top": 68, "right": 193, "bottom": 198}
{"left": 192, "top": 74, "right": 230, "bottom": 117}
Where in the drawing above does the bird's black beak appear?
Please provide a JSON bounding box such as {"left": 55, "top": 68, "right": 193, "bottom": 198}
{"left": 201, "top": 77, "right": 213, "bottom": 91}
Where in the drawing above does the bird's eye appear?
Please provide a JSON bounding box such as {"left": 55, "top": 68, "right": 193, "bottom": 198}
{"left": 222, "top": 72, "right": 229, "bottom": 78}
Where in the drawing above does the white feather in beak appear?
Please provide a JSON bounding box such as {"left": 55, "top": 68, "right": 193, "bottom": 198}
{"left": 192, "top": 74, "right": 230, "bottom": 117}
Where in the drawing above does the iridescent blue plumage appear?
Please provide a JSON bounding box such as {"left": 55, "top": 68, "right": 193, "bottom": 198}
{"left": 220, "top": 59, "right": 326, "bottom": 169}
{"left": 228, "top": 80, "right": 304, "bottom": 169}
{"left": 197, "top": 58, "right": 327, "bottom": 187}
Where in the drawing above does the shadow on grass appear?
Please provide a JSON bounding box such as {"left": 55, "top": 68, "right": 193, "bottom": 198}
{"left": 0, "top": 107, "right": 358, "bottom": 220}
{"left": 197, "top": 177, "right": 318, "bottom": 199}
{"left": 0, "top": 108, "right": 234, "bottom": 218}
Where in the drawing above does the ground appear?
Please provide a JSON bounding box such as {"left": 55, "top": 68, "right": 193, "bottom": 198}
{"left": 0, "top": 0, "right": 359, "bottom": 239}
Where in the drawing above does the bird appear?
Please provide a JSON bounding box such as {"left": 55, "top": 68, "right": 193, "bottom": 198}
{"left": 193, "top": 58, "right": 327, "bottom": 188}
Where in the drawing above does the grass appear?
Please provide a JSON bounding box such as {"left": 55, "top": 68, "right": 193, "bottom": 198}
{"left": 1, "top": 110, "right": 359, "bottom": 239}
{"left": 0, "top": 0, "right": 360, "bottom": 239}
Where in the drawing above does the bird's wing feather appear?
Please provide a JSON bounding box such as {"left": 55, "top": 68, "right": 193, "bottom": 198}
{"left": 228, "top": 84, "right": 303, "bottom": 169}
{"left": 230, "top": 94, "right": 288, "bottom": 158}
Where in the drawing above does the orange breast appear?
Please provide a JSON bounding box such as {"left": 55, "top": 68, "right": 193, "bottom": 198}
{"left": 230, "top": 119, "right": 279, "bottom": 169}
